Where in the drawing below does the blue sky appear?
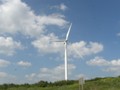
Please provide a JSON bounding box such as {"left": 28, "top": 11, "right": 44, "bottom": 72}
{"left": 0, "top": 0, "right": 120, "bottom": 84}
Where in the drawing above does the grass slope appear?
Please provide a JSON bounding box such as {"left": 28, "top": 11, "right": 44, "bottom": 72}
{"left": 1, "top": 76, "right": 120, "bottom": 90}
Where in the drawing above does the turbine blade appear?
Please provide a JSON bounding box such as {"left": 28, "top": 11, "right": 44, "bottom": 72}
{"left": 66, "top": 23, "right": 72, "bottom": 41}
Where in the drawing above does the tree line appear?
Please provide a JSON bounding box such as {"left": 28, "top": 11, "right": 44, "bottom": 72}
{"left": 0, "top": 80, "right": 77, "bottom": 89}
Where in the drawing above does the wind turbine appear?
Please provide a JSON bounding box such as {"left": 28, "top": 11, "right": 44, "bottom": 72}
{"left": 55, "top": 23, "right": 72, "bottom": 81}
{"left": 64, "top": 23, "right": 72, "bottom": 81}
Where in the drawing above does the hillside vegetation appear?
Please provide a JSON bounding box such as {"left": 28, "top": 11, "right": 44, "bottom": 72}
{"left": 1, "top": 76, "right": 120, "bottom": 90}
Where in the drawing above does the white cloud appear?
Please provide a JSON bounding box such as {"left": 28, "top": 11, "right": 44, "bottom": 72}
{"left": 0, "top": 0, "right": 69, "bottom": 55}
{"left": 86, "top": 57, "right": 109, "bottom": 66}
{"left": 87, "top": 57, "right": 120, "bottom": 67}
{"left": 38, "top": 14, "right": 68, "bottom": 27}
{"left": 26, "top": 64, "right": 76, "bottom": 82}
{"left": 0, "top": 0, "right": 68, "bottom": 37}
{"left": 0, "top": 37, "right": 22, "bottom": 56}
{"left": 32, "top": 33, "right": 64, "bottom": 54}
{"left": 111, "top": 60, "right": 120, "bottom": 66}
{"left": 51, "top": 3, "right": 68, "bottom": 11}
{"left": 38, "top": 64, "right": 76, "bottom": 81}
{"left": 60, "top": 3, "right": 68, "bottom": 11}
{"left": 0, "top": 0, "right": 103, "bottom": 58}
{"left": 25, "top": 73, "right": 36, "bottom": 81}
{"left": 117, "top": 33, "right": 120, "bottom": 36}
{"left": 87, "top": 57, "right": 120, "bottom": 75}
{"left": 104, "top": 67, "right": 120, "bottom": 72}
{"left": 26, "top": 73, "right": 36, "bottom": 79}
{"left": 68, "top": 41, "right": 103, "bottom": 58}
{"left": 0, "top": 72, "right": 17, "bottom": 84}
{"left": 0, "top": 72, "right": 7, "bottom": 78}
{"left": 32, "top": 39, "right": 103, "bottom": 59}
{"left": 0, "top": 59, "right": 10, "bottom": 67}
{"left": 17, "top": 61, "right": 32, "bottom": 67}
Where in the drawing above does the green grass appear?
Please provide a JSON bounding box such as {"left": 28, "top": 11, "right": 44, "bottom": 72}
{"left": 1, "top": 76, "right": 120, "bottom": 90}
{"left": 4, "top": 84, "right": 78, "bottom": 90}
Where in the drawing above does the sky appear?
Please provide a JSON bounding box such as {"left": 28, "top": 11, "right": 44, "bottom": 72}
{"left": 0, "top": 0, "right": 120, "bottom": 84}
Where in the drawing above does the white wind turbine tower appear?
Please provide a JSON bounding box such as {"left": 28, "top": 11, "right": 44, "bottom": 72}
{"left": 64, "top": 23, "right": 72, "bottom": 81}
{"left": 56, "top": 23, "right": 72, "bottom": 81}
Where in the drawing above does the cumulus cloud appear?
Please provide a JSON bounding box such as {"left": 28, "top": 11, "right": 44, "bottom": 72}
{"left": 87, "top": 57, "right": 120, "bottom": 75}
{"left": 51, "top": 3, "right": 68, "bottom": 11}
{"left": 86, "top": 57, "right": 109, "bottom": 66}
{"left": 38, "top": 14, "right": 68, "bottom": 27}
{"left": 32, "top": 33, "right": 64, "bottom": 54}
{"left": 68, "top": 41, "right": 103, "bottom": 58}
{"left": 26, "top": 64, "right": 76, "bottom": 82}
{"left": 25, "top": 73, "right": 36, "bottom": 79}
{"left": 0, "top": 0, "right": 103, "bottom": 58}
{"left": 0, "top": 72, "right": 17, "bottom": 84}
{"left": 32, "top": 39, "right": 103, "bottom": 58}
{"left": 105, "top": 60, "right": 120, "bottom": 74}
{"left": 38, "top": 64, "right": 75, "bottom": 80}
{"left": 0, "top": 0, "right": 68, "bottom": 37}
{"left": 60, "top": 3, "right": 68, "bottom": 11}
{"left": 2, "top": 0, "right": 102, "bottom": 60}
{"left": 117, "top": 33, "right": 120, "bottom": 37}
{"left": 0, "top": 59, "right": 10, "bottom": 67}
{"left": 17, "top": 61, "right": 32, "bottom": 67}
{"left": 0, "top": 0, "right": 68, "bottom": 56}
{"left": 87, "top": 57, "right": 120, "bottom": 67}
{"left": 25, "top": 73, "right": 36, "bottom": 82}
{"left": 0, "top": 37, "right": 22, "bottom": 56}
{"left": 0, "top": 72, "right": 7, "bottom": 78}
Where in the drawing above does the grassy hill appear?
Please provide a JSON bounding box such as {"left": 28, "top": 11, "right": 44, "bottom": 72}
{"left": 1, "top": 76, "right": 120, "bottom": 90}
